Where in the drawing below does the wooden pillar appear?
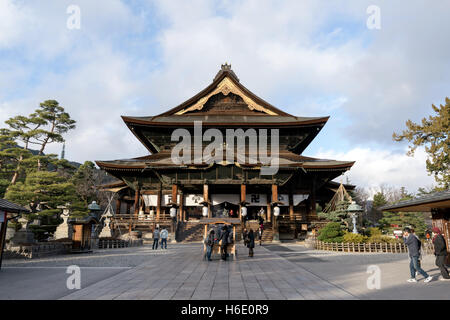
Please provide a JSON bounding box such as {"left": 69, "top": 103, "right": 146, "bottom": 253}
{"left": 156, "top": 188, "right": 161, "bottom": 220}
{"left": 267, "top": 197, "right": 272, "bottom": 223}
{"left": 271, "top": 185, "right": 280, "bottom": 242}
{"left": 134, "top": 186, "right": 140, "bottom": 218}
{"left": 289, "top": 191, "right": 294, "bottom": 221}
{"left": 116, "top": 199, "right": 121, "bottom": 215}
{"left": 240, "top": 184, "right": 246, "bottom": 223}
{"left": 172, "top": 184, "right": 178, "bottom": 205}
{"left": 179, "top": 192, "right": 184, "bottom": 222}
{"left": 203, "top": 184, "right": 210, "bottom": 218}
{"left": 271, "top": 184, "right": 278, "bottom": 203}
{"left": 311, "top": 178, "right": 317, "bottom": 218}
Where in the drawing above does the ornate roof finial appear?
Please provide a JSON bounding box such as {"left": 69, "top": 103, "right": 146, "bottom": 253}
{"left": 214, "top": 62, "right": 239, "bottom": 82}
{"left": 221, "top": 62, "right": 232, "bottom": 71}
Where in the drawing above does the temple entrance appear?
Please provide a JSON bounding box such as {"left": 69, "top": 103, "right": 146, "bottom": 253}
{"left": 247, "top": 206, "right": 265, "bottom": 221}
{"left": 186, "top": 206, "right": 202, "bottom": 221}
{"left": 212, "top": 202, "right": 239, "bottom": 218}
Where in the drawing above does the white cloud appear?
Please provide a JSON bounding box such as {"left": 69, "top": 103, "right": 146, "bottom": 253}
{"left": 0, "top": 0, "right": 449, "bottom": 191}
{"left": 312, "top": 147, "right": 437, "bottom": 195}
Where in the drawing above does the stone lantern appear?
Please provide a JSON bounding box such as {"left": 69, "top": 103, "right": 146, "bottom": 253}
{"left": 347, "top": 201, "right": 363, "bottom": 234}
{"left": 88, "top": 201, "right": 102, "bottom": 218}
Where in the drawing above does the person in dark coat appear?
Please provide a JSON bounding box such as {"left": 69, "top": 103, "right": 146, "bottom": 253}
{"left": 242, "top": 228, "right": 249, "bottom": 245}
{"left": 403, "top": 227, "right": 433, "bottom": 283}
{"left": 247, "top": 229, "right": 255, "bottom": 257}
{"left": 204, "top": 229, "right": 215, "bottom": 261}
{"left": 432, "top": 227, "right": 450, "bottom": 280}
{"left": 219, "top": 226, "right": 230, "bottom": 261}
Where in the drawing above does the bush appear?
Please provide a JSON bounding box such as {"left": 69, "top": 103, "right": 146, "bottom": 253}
{"left": 366, "top": 227, "right": 382, "bottom": 237}
{"left": 318, "top": 222, "right": 344, "bottom": 243}
{"left": 343, "top": 232, "right": 367, "bottom": 243}
{"left": 366, "top": 235, "right": 402, "bottom": 243}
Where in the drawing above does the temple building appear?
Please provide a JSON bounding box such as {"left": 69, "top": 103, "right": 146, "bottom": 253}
{"left": 96, "top": 64, "right": 355, "bottom": 241}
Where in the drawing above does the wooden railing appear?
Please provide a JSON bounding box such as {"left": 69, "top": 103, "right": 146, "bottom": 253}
{"left": 314, "top": 240, "right": 435, "bottom": 254}
{"left": 112, "top": 214, "right": 173, "bottom": 225}
{"left": 98, "top": 239, "right": 143, "bottom": 249}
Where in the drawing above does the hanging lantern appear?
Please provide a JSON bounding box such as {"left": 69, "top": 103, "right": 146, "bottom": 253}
{"left": 241, "top": 206, "right": 247, "bottom": 217}
{"left": 273, "top": 206, "right": 280, "bottom": 217}
{"left": 170, "top": 207, "right": 177, "bottom": 218}
{"left": 202, "top": 205, "right": 209, "bottom": 217}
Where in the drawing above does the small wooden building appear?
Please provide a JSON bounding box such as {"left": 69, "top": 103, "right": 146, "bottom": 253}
{"left": 0, "top": 199, "right": 30, "bottom": 270}
{"left": 69, "top": 215, "right": 99, "bottom": 253}
{"left": 381, "top": 189, "right": 450, "bottom": 263}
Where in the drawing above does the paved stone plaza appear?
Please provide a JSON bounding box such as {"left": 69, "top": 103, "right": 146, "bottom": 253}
{"left": 1, "top": 243, "right": 449, "bottom": 300}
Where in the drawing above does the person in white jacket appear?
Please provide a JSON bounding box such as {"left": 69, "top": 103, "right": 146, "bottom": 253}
{"left": 160, "top": 228, "right": 169, "bottom": 249}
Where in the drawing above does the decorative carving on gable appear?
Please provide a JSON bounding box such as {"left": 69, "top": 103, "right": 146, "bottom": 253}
{"left": 175, "top": 77, "right": 277, "bottom": 115}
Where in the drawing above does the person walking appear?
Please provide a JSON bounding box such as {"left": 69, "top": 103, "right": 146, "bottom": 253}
{"left": 242, "top": 228, "right": 249, "bottom": 246}
{"left": 219, "top": 225, "right": 230, "bottom": 261}
{"left": 204, "top": 229, "right": 215, "bottom": 261}
{"left": 247, "top": 229, "right": 255, "bottom": 257}
{"left": 160, "top": 228, "right": 168, "bottom": 250}
{"left": 411, "top": 228, "right": 422, "bottom": 272}
{"left": 152, "top": 227, "right": 160, "bottom": 250}
{"left": 432, "top": 227, "right": 450, "bottom": 280}
{"left": 258, "top": 226, "right": 263, "bottom": 246}
{"left": 403, "top": 227, "right": 433, "bottom": 283}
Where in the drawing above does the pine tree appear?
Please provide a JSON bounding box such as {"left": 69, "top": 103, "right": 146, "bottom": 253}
{"left": 318, "top": 200, "right": 351, "bottom": 229}
{"left": 393, "top": 97, "right": 449, "bottom": 188}
{"left": 5, "top": 171, "right": 86, "bottom": 216}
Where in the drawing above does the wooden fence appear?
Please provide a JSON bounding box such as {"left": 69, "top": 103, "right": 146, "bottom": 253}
{"left": 4, "top": 242, "right": 72, "bottom": 259}
{"left": 314, "top": 240, "right": 435, "bottom": 254}
{"left": 98, "top": 239, "right": 143, "bottom": 249}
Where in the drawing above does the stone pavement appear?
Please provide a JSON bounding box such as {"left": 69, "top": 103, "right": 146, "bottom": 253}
{"left": 3, "top": 242, "right": 449, "bottom": 300}
{"left": 60, "top": 244, "right": 356, "bottom": 300}
{"left": 265, "top": 243, "right": 450, "bottom": 300}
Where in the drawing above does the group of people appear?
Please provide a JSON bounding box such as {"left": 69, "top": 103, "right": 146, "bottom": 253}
{"left": 403, "top": 227, "right": 449, "bottom": 282}
{"left": 151, "top": 227, "right": 169, "bottom": 250}
{"left": 204, "top": 225, "right": 234, "bottom": 261}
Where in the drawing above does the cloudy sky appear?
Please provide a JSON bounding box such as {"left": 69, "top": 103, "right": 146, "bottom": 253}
{"left": 1, "top": 0, "right": 448, "bottom": 195}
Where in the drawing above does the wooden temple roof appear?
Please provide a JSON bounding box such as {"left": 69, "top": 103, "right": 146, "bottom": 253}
{"left": 96, "top": 64, "right": 355, "bottom": 179}
{"left": 122, "top": 114, "right": 328, "bottom": 127}
{"left": 96, "top": 150, "right": 354, "bottom": 172}
{"left": 122, "top": 64, "right": 329, "bottom": 128}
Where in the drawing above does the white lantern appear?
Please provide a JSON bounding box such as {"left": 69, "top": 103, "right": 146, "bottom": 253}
{"left": 202, "top": 205, "right": 209, "bottom": 217}
{"left": 241, "top": 206, "right": 247, "bottom": 217}
{"left": 273, "top": 206, "right": 280, "bottom": 217}
{"left": 170, "top": 207, "right": 177, "bottom": 218}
